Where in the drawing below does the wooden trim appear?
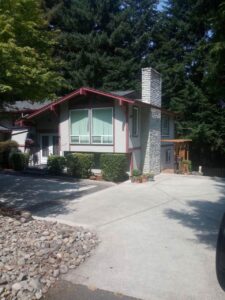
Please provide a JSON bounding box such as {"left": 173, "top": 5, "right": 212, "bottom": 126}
{"left": 125, "top": 104, "right": 129, "bottom": 153}
{"left": 130, "top": 152, "right": 134, "bottom": 174}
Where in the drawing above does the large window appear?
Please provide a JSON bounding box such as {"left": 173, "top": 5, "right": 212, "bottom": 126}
{"left": 161, "top": 115, "right": 170, "bottom": 136}
{"left": 92, "top": 108, "right": 113, "bottom": 144}
{"left": 132, "top": 107, "right": 139, "bottom": 136}
{"left": 70, "top": 108, "right": 113, "bottom": 144}
{"left": 70, "top": 109, "right": 90, "bottom": 144}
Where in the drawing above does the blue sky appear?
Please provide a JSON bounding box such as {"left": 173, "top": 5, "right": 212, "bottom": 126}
{"left": 157, "top": 0, "right": 167, "bottom": 11}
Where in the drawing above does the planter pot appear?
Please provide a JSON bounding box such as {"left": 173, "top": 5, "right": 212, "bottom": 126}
{"left": 142, "top": 176, "right": 148, "bottom": 183}
{"left": 131, "top": 176, "right": 142, "bottom": 183}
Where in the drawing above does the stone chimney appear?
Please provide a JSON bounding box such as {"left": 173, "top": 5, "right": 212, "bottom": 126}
{"left": 141, "top": 67, "right": 162, "bottom": 107}
{"left": 141, "top": 67, "right": 162, "bottom": 175}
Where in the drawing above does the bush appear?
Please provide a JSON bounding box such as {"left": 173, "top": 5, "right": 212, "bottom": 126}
{"left": 132, "top": 169, "right": 142, "bottom": 177}
{"left": 182, "top": 160, "right": 192, "bottom": 172}
{"left": 9, "top": 152, "right": 26, "bottom": 171}
{"left": 65, "top": 154, "right": 79, "bottom": 177}
{"left": 47, "top": 155, "right": 66, "bottom": 175}
{"left": 66, "top": 153, "right": 94, "bottom": 178}
{"left": 100, "top": 154, "right": 128, "bottom": 182}
{"left": 75, "top": 153, "right": 94, "bottom": 178}
{"left": 24, "top": 153, "right": 30, "bottom": 167}
{"left": 0, "top": 140, "right": 18, "bottom": 168}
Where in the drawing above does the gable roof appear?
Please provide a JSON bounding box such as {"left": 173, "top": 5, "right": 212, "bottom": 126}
{"left": 18, "top": 86, "right": 175, "bottom": 121}
{"left": 0, "top": 124, "right": 11, "bottom": 132}
{"left": 25, "top": 87, "right": 146, "bottom": 120}
{"left": 1, "top": 100, "right": 51, "bottom": 113}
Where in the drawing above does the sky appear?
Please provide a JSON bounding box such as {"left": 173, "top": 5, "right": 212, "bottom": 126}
{"left": 157, "top": 0, "right": 167, "bottom": 11}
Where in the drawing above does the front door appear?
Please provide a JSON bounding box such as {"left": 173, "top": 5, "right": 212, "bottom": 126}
{"left": 40, "top": 134, "right": 59, "bottom": 164}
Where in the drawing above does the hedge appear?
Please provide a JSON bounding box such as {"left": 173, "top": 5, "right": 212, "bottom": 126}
{"left": 9, "top": 152, "right": 26, "bottom": 171}
{"left": 0, "top": 140, "right": 18, "bottom": 168}
{"left": 47, "top": 155, "right": 66, "bottom": 175}
{"left": 100, "top": 153, "right": 128, "bottom": 182}
{"left": 66, "top": 153, "right": 94, "bottom": 178}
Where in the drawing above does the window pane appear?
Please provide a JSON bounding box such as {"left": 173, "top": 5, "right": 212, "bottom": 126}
{"left": 92, "top": 108, "right": 113, "bottom": 144}
{"left": 132, "top": 107, "right": 138, "bottom": 136}
{"left": 71, "top": 110, "right": 89, "bottom": 143}
{"left": 53, "top": 136, "right": 59, "bottom": 155}
{"left": 42, "top": 136, "right": 49, "bottom": 157}
{"left": 162, "top": 115, "right": 170, "bottom": 136}
{"left": 71, "top": 136, "right": 79, "bottom": 143}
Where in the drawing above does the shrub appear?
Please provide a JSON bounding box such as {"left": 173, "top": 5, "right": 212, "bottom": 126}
{"left": 100, "top": 153, "right": 128, "bottom": 182}
{"left": 66, "top": 153, "right": 94, "bottom": 178}
{"left": 9, "top": 152, "right": 26, "bottom": 171}
{"left": 75, "top": 153, "right": 94, "bottom": 178}
{"left": 65, "top": 154, "right": 80, "bottom": 177}
{"left": 132, "top": 169, "right": 142, "bottom": 177}
{"left": 182, "top": 160, "right": 192, "bottom": 172}
{"left": 24, "top": 153, "right": 30, "bottom": 167}
{"left": 0, "top": 140, "right": 18, "bottom": 168}
{"left": 47, "top": 155, "right": 66, "bottom": 175}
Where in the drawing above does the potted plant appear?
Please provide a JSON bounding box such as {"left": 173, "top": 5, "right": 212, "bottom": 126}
{"left": 131, "top": 169, "right": 142, "bottom": 183}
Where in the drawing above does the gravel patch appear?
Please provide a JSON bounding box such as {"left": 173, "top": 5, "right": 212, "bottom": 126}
{"left": 0, "top": 215, "right": 98, "bottom": 299}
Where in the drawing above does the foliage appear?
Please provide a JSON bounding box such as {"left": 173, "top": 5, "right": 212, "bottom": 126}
{"left": 47, "top": 155, "right": 66, "bottom": 175}
{"left": 9, "top": 152, "right": 26, "bottom": 171}
{"left": 44, "top": 0, "right": 158, "bottom": 93}
{"left": 74, "top": 153, "right": 94, "bottom": 178}
{"left": 148, "top": 0, "right": 225, "bottom": 167}
{"left": 182, "top": 160, "right": 192, "bottom": 172}
{"left": 66, "top": 153, "right": 94, "bottom": 178}
{"left": 132, "top": 169, "right": 142, "bottom": 177}
{"left": 65, "top": 154, "right": 79, "bottom": 177}
{"left": 100, "top": 153, "right": 128, "bottom": 182}
{"left": 0, "top": 0, "right": 65, "bottom": 102}
{"left": 0, "top": 140, "right": 18, "bottom": 168}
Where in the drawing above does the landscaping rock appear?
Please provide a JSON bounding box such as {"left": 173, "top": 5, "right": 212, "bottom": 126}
{"left": 0, "top": 215, "right": 98, "bottom": 300}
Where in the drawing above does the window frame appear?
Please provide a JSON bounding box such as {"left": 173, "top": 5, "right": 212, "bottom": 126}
{"left": 70, "top": 107, "right": 114, "bottom": 145}
{"left": 70, "top": 108, "right": 90, "bottom": 144}
{"left": 161, "top": 115, "right": 170, "bottom": 137}
{"left": 132, "top": 106, "right": 139, "bottom": 137}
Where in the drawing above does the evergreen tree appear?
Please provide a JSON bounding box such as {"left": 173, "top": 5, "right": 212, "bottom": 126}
{"left": 0, "top": 0, "right": 64, "bottom": 103}
{"left": 44, "top": 0, "right": 158, "bottom": 93}
{"left": 149, "top": 0, "right": 225, "bottom": 166}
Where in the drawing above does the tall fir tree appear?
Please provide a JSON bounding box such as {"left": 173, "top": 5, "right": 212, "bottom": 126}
{"left": 149, "top": 0, "right": 225, "bottom": 166}
{"left": 44, "top": 0, "right": 158, "bottom": 93}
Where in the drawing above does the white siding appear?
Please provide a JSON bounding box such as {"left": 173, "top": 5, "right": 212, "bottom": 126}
{"left": 114, "top": 104, "right": 126, "bottom": 153}
{"left": 128, "top": 105, "right": 141, "bottom": 149}
{"left": 11, "top": 128, "right": 28, "bottom": 152}
{"left": 60, "top": 102, "right": 69, "bottom": 154}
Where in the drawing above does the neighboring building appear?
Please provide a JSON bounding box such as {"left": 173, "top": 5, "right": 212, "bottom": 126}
{"left": 1, "top": 67, "right": 176, "bottom": 174}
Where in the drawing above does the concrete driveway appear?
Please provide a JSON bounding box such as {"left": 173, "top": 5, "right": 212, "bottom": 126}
{"left": 0, "top": 173, "right": 114, "bottom": 216}
{"left": 1, "top": 173, "right": 225, "bottom": 299}
{"left": 57, "top": 174, "right": 225, "bottom": 300}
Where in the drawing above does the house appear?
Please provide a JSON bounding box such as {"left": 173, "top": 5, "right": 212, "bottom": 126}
{"left": 0, "top": 100, "right": 50, "bottom": 144}
{"left": 3, "top": 67, "right": 177, "bottom": 174}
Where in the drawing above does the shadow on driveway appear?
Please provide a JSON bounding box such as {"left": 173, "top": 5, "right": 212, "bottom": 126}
{"left": 164, "top": 177, "right": 225, "bottom": 249}
{"left": 0, "top": 174, "right": 113, "bottom": 217}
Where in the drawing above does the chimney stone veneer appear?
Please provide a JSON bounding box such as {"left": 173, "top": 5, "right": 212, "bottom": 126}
{"left": 141, "top": 68, "right": 162, "bottom": 174}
